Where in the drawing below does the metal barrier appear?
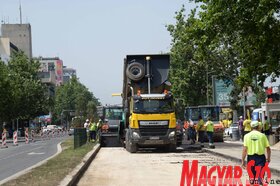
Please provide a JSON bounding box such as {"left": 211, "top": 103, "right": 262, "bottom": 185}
{"left": 74, "top": 128, "right": 87, "bottom": 149}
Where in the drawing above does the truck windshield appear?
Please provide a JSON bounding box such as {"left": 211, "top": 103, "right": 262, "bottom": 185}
{"left": 133, "top": 98, "right": 174, "bottom": 114}
{"left": 105, "top": 108, "right": 123, "bottom": 120}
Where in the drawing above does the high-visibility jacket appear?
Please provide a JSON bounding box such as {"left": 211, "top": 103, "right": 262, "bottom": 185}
{"left": 197, "top": 119, "right": 205, "bottom": 131}
{"left": 263, "top": 121, "right": 270, "bottom": 131}
{"left": 89, "top": 122, "right": 97, "bottom": 131}
{"left": 205, "top": 121, "right": 214, "bottom": 132}
{"left": 243, "top": 119, "right": 252, "bottom": 132}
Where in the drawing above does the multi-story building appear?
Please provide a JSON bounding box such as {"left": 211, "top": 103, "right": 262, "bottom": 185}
{"left": 37, "top": 57, "right": 64, "bottom": 86}
{"left": 63, "top": 67, "right": 76, "bottom": 83}
{"left": 0, "top": 37, "right": 19, "bottom": 63}
{"left": 1, "top": 23, "right": 32, "bottom": 59}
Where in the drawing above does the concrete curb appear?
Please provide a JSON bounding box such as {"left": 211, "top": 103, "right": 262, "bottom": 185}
{"left": 59, "top": 143, "right": 101, "bottom": 186}
{"left": 205, "top": 149, "right": 280, "bottom": 177}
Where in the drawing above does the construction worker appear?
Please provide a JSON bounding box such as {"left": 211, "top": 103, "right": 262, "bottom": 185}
{"left": 96, "top": 119, "right": 103, "bottom": 141}
{"left": 197, "top": 115, "right": 205, "bottom": 147}
{"left": 241, "top": 121, "right": 271, "bottom": 185}
{"left": 263, "top": 116, "right": 271, "bottom": 139}
{"left": 204, "top": 117, "right": 215, "bottom": 148}
{"left": 89, "top": 118, "right": 97, "bottom": 142}
{"left": 84, "top": 119, "right": 90, "bottom": 142}
{"left": 243, "top": 117, "right": 252, "bottom": 137}
{"left": 187, "top": 120, "right": 196, "bottom": 145}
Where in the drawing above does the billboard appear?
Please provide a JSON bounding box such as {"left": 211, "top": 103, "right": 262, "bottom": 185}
{"left": 213, "top": 79, "right": 233, "bottom": 106}
{"left": 213, "top": 78, "right": 256, "bottom": 106}
{"left": 55, "top": 60, "right": 63, "bottom": 86}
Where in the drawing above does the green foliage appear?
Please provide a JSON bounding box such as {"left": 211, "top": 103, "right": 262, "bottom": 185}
{"left": 53, "top": 77, "right": 100, "bottom": 124}
{"left": 167, "top": 7, "right": 208, "bottom": 106}
{"left": 0, "top": 52, "right": 48, "bottom": 121}
{"left": 0, "top": 60, "right": 11, "bottom": 121}
{"left": 168, "top": 0, "right": 280, "bottom": 108}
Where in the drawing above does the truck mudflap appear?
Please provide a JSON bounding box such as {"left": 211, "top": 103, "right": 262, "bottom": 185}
{"left": 128, "top": 128, "right": 177, "bottom": 147}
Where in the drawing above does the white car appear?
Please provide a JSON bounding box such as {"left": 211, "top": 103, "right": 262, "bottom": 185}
{"left": 224, "top": 123, "right": 239, "bottom": 138}
{"left": 68, "top": 128, "right": 74, "bottom": 136}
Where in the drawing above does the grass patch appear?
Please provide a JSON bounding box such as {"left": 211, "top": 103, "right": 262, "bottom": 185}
{"left": 3, "top": 139, "right": 96, "bottom": 186}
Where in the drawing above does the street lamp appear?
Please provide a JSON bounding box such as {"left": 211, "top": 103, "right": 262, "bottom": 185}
{"left": 206, "top": 69, "right": 216, "bottom": 105}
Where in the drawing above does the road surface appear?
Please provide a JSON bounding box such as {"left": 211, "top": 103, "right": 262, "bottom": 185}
{"left": 78, "top": 147, "right": 280, "bottom": 186}
{"left": 0, "top": 136, "right": 68, "bottom": 183}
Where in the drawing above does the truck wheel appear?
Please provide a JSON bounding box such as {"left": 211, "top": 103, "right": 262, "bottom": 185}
{"left": 126, "top": 62, "right": 145, "bottom": 81}
{"left": 126, "top": 140, "right": 137, "bottom": 153}
{"left": 125, "top": 130, "right": 137, "bottom": 153}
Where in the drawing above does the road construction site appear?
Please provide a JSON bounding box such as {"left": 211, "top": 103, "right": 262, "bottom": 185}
{"left": 70, "top": 139, "right": 280, "bottom": 186}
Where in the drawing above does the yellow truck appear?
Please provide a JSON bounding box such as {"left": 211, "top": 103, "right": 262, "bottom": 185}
{"left": 122, "top": 54, "right": 177, "bottom": 152}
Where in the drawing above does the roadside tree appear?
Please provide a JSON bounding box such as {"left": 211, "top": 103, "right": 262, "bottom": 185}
{"left": 168, "top": 1, "right": 280, "bottom": 108}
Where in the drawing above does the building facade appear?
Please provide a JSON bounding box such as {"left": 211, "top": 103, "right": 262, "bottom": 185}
{"left": 63, "top": 67, "right": 77, "bottom": 83}
{"left": 1, "top": 23, "right": 32, "bottom": 59}
{"left": 0, "top": 37, "right": 19, "bottom": 63}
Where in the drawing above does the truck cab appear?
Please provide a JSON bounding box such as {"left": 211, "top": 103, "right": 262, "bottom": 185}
{"left": 97, "top": 105, "right": 125, "bottom": 147}
{"left": 123, "top": 54, "right": 177, "bottom": 152}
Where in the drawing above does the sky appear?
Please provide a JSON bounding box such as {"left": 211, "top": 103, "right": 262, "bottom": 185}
{"left": 0, "top": 0, "right": 196, "bottom": 105}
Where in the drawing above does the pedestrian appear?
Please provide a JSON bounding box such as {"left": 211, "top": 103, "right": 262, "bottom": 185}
{"left": 96, "top": 119, "right": 103, "bottom": 140}
{"left": 84, "top": 119, "right": 89, "bottom": 130}
{"left": 238, "top": 116, "right": 244, "bottom": 141}
{"left": 241, "top": 121, "right": 271, "bottom": 185}
{"left": 263, "top": 116, "right": 271, "bottom": 139}
{"left": 187, "top": 120, "right": 196, "bottom": 145}
{"left": 84, "top": 119, "right": 90, "bottom": 142}
{"left": 89, "top": 118, "right": 97, "bottom": 142}
{"left": 243, "top": 117, "right": 252, "bottom": 137}
{"left": 204, "top": 117, "right": 215, "bottom": 148}
{"left": 197, "top": 115, "right": 205, "bottom": 147}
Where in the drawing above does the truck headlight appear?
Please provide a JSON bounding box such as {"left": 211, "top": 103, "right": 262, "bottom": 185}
{"left": 168, "top": 131, "right": 175, "bottom": 138}
{"left": 132, "top": 131, "right": 140, "bottom": 139}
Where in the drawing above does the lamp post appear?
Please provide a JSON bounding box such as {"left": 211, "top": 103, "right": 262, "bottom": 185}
{"left": 242, "top": 87, "right": 247, "bottom": 119}
{"left": 206, "top": 69, "right": 216, "bottom": 105}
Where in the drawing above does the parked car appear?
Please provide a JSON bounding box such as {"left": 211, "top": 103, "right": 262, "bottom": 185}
{"left": 68, "top": 128, "right": 74, "bottom": 136}
{"left": 224, "top": 123, "right": 239, "bottom": 138}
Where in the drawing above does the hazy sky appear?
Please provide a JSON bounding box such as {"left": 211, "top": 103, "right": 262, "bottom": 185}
{"left": 0, "top": 0, "right": 196, "bottom": 104}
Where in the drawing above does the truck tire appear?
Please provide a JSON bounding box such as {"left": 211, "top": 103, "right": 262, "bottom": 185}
{"left": 125, "top": 130, "right": 137, "bottom": 153}
{"left": 126, "top": 62, "right": 145, "bottom": 81}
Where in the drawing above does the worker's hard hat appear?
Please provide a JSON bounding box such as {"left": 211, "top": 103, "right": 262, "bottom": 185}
{"left": 239, "top": 116, "right": 243, "bottom": 119}
{"left": 99, "top": 119, "right": 102, "bottom": 122}
{"left": 251, "top": 121, "right": 259, "bottom": 128}
{"left": 86, "top": 119, "right": 89, "bottom": 122}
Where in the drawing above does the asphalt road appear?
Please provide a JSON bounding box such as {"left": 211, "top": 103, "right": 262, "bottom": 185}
{"left": 0, "top": 136, "right": 69, "bottom": 183}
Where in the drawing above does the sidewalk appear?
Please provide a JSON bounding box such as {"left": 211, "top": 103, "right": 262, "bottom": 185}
{"left": 204, "top": 140, "right": 280, "bottom": 176}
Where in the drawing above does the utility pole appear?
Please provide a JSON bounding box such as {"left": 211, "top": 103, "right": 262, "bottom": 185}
{"left": 243, "top": 87, "right": 247, "bottom": 119}
{"left": 19, "top": 0, "right": 22, "bottom": 24}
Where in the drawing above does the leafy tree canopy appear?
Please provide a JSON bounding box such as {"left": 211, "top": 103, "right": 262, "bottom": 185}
{"left": 168, "top": 0, "right": 280, "bottom": 108}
